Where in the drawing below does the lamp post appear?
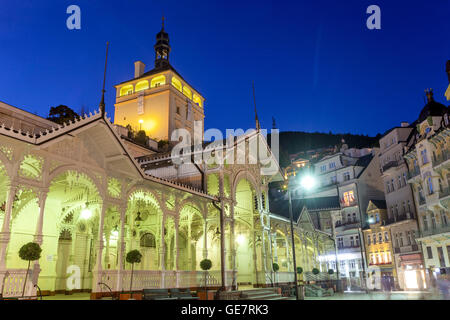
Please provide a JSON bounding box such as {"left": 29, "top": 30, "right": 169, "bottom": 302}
{"left": 286, "top": 174, "right": 317, "bottom": 300}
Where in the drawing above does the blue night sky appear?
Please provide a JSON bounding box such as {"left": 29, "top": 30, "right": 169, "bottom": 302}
{"left": 0, "top": 0, "right": 449, "bottom": 137}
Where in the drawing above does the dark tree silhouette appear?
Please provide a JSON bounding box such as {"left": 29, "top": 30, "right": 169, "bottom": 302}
{"left": 47, "top": 105, "right": 79, "bottom": 125}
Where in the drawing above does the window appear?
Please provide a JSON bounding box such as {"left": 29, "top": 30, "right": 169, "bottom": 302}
{"left": 394, "top": 234, "right": 399, "bottom": 248}
{"left": 407, "top": 200, "right": 412, "bottom": 215}
{"left": 120, "top": 84, "right": 134, "bottom": 96}
{"left": 352, "top": 212, "right": 357, "bottom": 223}
{"left": 378, "top": 232, "right": 382, "bottom": 243}
{"left": 427, "top": 246, "right": 433, "bottom": 259}
{"left": 441, "top": 210, "right": 448, "bottom": 226}
{"left": 344, "top": 172, "right": 351, "bottom": 181}
{"left": 431, "top": 213, "right": 436, "bottom": 229}
{"left": 136, "top": 80, "right": 149, "bottom": 92}
{"left": 342, "top": 191, "right": 355, "bottom": 206}
{"left": 182, "top": 86, "right": 192, "bottom": 100}
{"left": 399, "top": 233, "right": 404, "bottom": 247}
{"left": 403, "top": 201, "right": 407, "bottom": 215}
{"left": 421, "top": 149, "right": 429, "bottom": 165}
{"left": 427, "top": 177, "right": 434, "bottom": 195}
{"left": 386, "top": 182, "right": 391, "bottom": 193}
{"left": 350, "top": 236, "right": 354, "bottom": 247}
{"left": 406, "top": 231, "right": 411, "bottom": 245}
{"left": 384, "top": 231, "right": 389, "bottom": 242}
{"left": 338, "top": 237, "right": 344, "bottom": 249}
{"left": 375, "top": 212, "right": 380, "bottom": 222}
{"left": 398, "top": 176, "right": 402, "bottom": 189}
{"left": 391, "top": 179, "right": 395, "bottom": 191}
{"left": 403, "top": 173, "right": 408, "bottom": 186}
{"left": 150, "top": 75, "right": 166, "bottom": 88}
{"left": 329, "top": 162, "right": 336, "bottom": 169}
{"left": 193, "top": 94, "right": 203, "bottom": 107}
{"left": 331, "top": 176, "right": 337, "bottom": 184}
{"left": 355, "top": 235, "right": 360, "bottom": 246}
{"left": 367, "top": 235, "right": 371, "bottom": 245}
{"left": 423, "top": 215, "right": 428, "bottom": 230}
{"left": 171, "top": 77, "right": 182, "bottom": 92}
{"left": 373, "top": 234, "right": 377, "bottom": 245}
{"left": 320, "top": 165, "right": 327, "bottom": 172}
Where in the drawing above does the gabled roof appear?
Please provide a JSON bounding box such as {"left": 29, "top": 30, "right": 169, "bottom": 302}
{"left": 367, "top": 199, "right": 387, "bottom": 211}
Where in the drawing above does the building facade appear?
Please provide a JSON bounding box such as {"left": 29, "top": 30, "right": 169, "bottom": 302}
{"left": 404, "top": 83, "right": 450, "bottom": 285}
{"left": 378, "top": 123, "right": 424, "bottom": 290}
{"left": 0, "top": 23, "right": 334, "bottom": 299}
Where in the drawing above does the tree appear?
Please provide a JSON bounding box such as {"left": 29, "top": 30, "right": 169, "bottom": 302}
{"left": 272, "top": 263, "right": 280, "bottom": 272}
{"left": 312, "top": 268, "right": 320, "bottom": 275}
{"left": 126, "top": 250, "right": 142, "bottom": 294}
{"left": 18, "top": 242, "right": 42, "bottom": 297}
{"left": 200, "top": 259, "right": 212, "bottom": 296}
{"left": 134, "top": 130, "right": 148, "bottom": 146}
{"left": 47, "top": 105, "right": 79, "bottom": 125}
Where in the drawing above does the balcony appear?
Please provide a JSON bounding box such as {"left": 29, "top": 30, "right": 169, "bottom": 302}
{"left": 433, "top": 150, "right": 450, "bottom": 168}
{"left": 382, "top": 160, "right": 401, "bottom": 174}
{"left": 419, "top": 224, "right": 450, "bottom": 238}
{"left": 407, "top": 168, "right": 420, "bottom": 180}
{"left": 393, "top": 244, "right": 419, "bottom": 254}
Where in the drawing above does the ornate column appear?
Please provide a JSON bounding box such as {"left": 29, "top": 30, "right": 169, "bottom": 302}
{"left": 174, "top": 218, "right": 180, "bottom": 288}
{"left": 229, "top": 203, "right": 237, "bottom": 289}
{"left": 92, "top": 202, "right": 107, "bottom": 294}
{"left": 0, "top": 183, "right": 18, "bottom": 269}
{"left": 187, "top": 218, "right": 192, "bottom": 270}
{"left": 202, "top": 218, "right": 208, "bottom": 259}
{"left": 159, "top": 214, "right": 166, "bottom": 288}
{"left": 116, "top": 204, "right": 126, "bottom": 292}
{"left": 30, "top": 188, "right": 48, "bottom": 290}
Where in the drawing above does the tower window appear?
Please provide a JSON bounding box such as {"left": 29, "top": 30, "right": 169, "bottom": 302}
{"left": 120, "top": 85, "right": 134, "bottom": 97}
{"left": 183, "top": 86, "right": 192, "bottom": 100}
{"left": 171, "top": 77, "right": 182, "bottom": 92}
{"left": 151, "top": 75, "right": 166, "bottom": 88}
{"left": 136, "top": 80, "right": 149, "bottom": 92}
{"left": 193, "top": 94, "right": 203, "bottom": 107}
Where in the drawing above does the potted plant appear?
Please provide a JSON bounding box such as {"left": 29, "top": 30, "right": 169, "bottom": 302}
{"left": 18, "top": 242, "right": 42, "bottom": 299}
{"left": 198, "top": 259, "right": 213, "bottom": 300}
{"left": 272, "top": 263, "right": 281, "bottom": 294}
{"left": 120, "top": 249, "right": 142, "bottom": 300}
{"left": 327, "top": 269, "right": 335, "bottom": 292}
{"left": 296, "top": 266, "right": 305, "bottom": 299}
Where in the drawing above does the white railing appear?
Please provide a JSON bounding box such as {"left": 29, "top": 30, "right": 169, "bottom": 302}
{"left": 98, "top": 269, "right": 237, "bottom": 293}
{"left": 1, "top": 269, "right": 35, "bottom": 298}
{"left": 304, "top": 272, "right": 337, "bottom": 281}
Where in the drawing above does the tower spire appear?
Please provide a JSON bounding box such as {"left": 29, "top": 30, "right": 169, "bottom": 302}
{"left": 154, "top": 17, "right": 171, "bottom": 69}
{"left": 252, "top": 81, "right": 261, "bottom": 131}
{"left": 99, "top": 41, "right": 110, "bottom": 117}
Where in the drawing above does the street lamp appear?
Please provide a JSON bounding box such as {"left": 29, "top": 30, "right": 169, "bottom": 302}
{"left": 287, "top": 173, "right": 317, "bottom": 300}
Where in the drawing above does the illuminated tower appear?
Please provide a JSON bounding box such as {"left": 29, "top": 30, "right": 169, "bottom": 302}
{"left": 114, "top": 19, "right": 205, "bottom": 142}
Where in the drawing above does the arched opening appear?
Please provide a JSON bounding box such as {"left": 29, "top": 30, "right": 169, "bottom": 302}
{"left": 193, "top": 94, "right": 202, "bottom": 107}
{"left": 120, "top": 85, "right": 134, "bottom": 96}
{"left": 127, "top": 190, "right": 163, "bottom": 271}
{"left": 135, "top": 80, "right": 149, "bottom": 92}
{"left": 179, "top": 203, "right": 205, "bottom": 271}
{"left": 182, "top": 86, "right": 192, "bottom": 100}
{"left": 234, "top": 178, "right": 258, "bottom": 287}
{"left": 43, "top": 170, "right": 102, "bottom": 293}
{"left": 171, "top": 77, "right": 182, "bottom": 92}
{"left": 150, "top": 75, "right": 166, "bottom": 88}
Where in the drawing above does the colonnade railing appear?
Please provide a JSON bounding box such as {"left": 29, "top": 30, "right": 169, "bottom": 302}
{"left": 260, "top": 271, "right": 338, "bottom": 285}
{"left": 0, "top": 269, "right": 36, "bottom": 298}
{"left": 99, "top": 270, "right": 237, "bottom": 293}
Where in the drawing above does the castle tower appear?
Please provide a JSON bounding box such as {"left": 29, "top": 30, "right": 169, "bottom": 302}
{"left": 114, "top": 19, "right": 205, "bottom": 143}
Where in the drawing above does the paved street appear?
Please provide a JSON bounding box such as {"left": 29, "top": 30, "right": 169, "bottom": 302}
{"left": 305, "top": 291, "right": 447, "bottom": 300}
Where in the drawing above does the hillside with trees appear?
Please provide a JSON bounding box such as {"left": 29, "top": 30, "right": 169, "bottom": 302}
{"left": 268, "top": 131, "right": 381, "bottom": 168}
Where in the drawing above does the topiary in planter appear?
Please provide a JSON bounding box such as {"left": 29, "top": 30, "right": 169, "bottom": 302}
{"left": 312, "top": 268, "right": 320, "bottom": 275}
{"left": 200, "top": 259, "right": 212, "bottom": 298}
{"left": 297, "top": 267, "right": 303, "bottom": 274}
{"left": 126, "top": 250, "right": 142, "bottom": 294}
{"left": 18, "top": 242, "right": 42, "bottom": 297}
{"left": 328, "top": 269, "right": 334, "bottom": 275}
{"left": 272, "top": 263, "right": 280, "bottom": 272}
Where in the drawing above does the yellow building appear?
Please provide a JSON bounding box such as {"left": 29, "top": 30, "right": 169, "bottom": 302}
{"left": 363, "top": 200, "right": 397, "bottom": 290}
{"left": 114, "top": 22, "right": 205, "bottom": 142}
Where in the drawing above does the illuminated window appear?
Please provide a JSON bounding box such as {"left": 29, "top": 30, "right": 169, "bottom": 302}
{"left": 183, "top": 86, "right": 192, "bottom": 100}
{"left": 342, "top": 191, "right": 355, "bottom": 206}
{"left": 193, "top": 94, "right": 203, "bottom": 107}
{"left": 120, "top": 85, "right": 134, "bottom": 96}
{"left": 136, "top": 80, "right": 149, "bottom": 92}
{"left": 171, "top": 77, "right": 182, "bottom": 92}
{"left": 151, "top": 75, "right": 166, "bottom": 88}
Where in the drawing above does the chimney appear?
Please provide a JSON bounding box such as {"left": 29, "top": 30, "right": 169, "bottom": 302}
{"left": 401, "top": 122, "right": 409, "bottom": 127}
{"left": 134, "top": 61, "right": 145, "bottom": 78}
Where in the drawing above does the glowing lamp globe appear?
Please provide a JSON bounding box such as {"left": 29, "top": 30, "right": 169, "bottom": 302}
{"left": 300, "top": 175, "right": 316, "bottom": 190}
{"left": 236, "top": 234, "right": 245, "bottom": 245}
{"left": 80, "top": 208, "right": 92, "bottom": 220}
